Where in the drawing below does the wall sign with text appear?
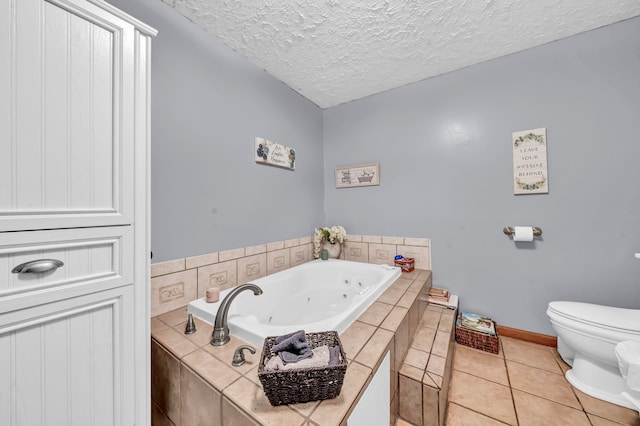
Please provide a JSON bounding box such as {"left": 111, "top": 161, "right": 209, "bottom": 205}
{"left": 255, "top": 137, "right": 295, "bottom": 170}
{"left": 512, "top": 128, "right": 548, "bottom": 195}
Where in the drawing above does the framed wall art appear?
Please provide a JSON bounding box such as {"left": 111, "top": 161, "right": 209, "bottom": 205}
{"left": 512, "top": 128, "right": 548, "bottom": 194}
{"left": 255, "top": 137, "right": 295, "bottom": 170}
{"left": 335, "top": 162, "right": 380, "bottom": 188}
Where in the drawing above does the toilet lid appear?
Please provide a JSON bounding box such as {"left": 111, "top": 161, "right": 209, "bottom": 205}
{"left": 548, "top": 301, "right": 640, "bottom": 333}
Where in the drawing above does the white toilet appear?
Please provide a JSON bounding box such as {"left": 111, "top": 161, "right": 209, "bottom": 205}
{"left": 546, "top": 301, "right": 640, "bottom": 410}
{"left": 616, "top": 341, "right": 640, "bottom": 413}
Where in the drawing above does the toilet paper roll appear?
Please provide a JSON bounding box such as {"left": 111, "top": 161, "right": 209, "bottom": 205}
{"left": 513, "top": 226, "right": 534, "bottom": 242}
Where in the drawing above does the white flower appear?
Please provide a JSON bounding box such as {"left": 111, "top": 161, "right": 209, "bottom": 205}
{"left": 312, "top": 226, "right": 347, "bottom": 258}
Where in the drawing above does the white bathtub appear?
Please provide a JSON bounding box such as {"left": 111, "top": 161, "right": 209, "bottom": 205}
{"left": 188, "top": 259, "right": 401, "bottom": 347}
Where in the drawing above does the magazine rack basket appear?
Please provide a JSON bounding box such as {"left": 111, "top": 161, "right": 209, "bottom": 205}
{"left": 258, "top": 331, "right": 347, "bottom": 406}
{"left": 455, "top": 315, "right": 499, "bottom": 354}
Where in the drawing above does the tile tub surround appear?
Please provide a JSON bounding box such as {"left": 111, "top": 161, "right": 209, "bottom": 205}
{"left": 151, "top": 269, "right": 433, "bottom": 425}
{"left": 150, "top": 234, "right": 431, "bottom": 317}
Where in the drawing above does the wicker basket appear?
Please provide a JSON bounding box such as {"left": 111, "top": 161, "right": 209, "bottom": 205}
{"left": 394, "top": 257, "right": 415, "bottom": 272}
{"left": 455, "top": 317, "right": 499, "bottom": 354}
{"left": 258, "top": 331, "right": 347, "bottom": 406}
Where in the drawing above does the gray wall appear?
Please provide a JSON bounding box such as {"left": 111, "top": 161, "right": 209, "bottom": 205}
{"left": 323, "top": 17, "right": 640, "bottom": 335}
{"left": 107, "top": 0, "right": 325, "bottom": 262}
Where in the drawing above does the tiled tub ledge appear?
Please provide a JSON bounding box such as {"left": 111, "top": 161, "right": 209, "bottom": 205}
{"left": 151, "top": 269, "right": 435, "bottom": 426}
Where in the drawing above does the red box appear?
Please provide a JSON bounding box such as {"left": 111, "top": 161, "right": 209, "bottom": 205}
{"left": 394, "top": 257, "right": 415, "bottom": 272}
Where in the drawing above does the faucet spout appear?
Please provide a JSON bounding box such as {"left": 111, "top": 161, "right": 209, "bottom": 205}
{"left": 211, "top": 283, "right": 263, "bottom": 346}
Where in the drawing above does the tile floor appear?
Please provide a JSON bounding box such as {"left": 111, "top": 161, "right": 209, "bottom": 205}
{"left": 399, "top": 337, "right": 640, "bottom": 426}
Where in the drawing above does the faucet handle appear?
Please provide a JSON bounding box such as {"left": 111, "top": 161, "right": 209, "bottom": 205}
{"left": 184, "top": 314, "right": 196, "bottom": 335}
{"left": 232, "top": 345, "right": 256, "bottom": 367}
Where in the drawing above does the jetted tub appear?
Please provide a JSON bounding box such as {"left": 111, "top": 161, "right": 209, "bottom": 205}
{"left": 188, "top": 259, "right": 401, "bottom": 347}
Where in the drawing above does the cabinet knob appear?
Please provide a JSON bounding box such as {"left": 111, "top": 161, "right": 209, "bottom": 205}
{"left": 11, "top": 259, "right": 64, "bottom": 274}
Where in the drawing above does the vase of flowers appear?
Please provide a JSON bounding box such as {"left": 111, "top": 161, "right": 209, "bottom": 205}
{"left": 313, "top": 226, "right": 347, "bottom": 259}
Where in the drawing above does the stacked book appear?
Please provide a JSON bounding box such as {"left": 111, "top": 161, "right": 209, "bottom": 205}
{"left": 428, "top": 287, "right": 458, "bottom": 310}
{"left": 456, "top": 312, "right": 496, "bottom": 336}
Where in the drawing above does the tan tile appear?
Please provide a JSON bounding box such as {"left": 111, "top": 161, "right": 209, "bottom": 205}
{"left": 362, "top": 235, "right": 382, "bottom": 243}
{"left": 377, "top": 286, "right": 406, "bottom": 305}
{"left": 425, "top": 371, "right": 443, "bottom": 389}
{"left": 309, "top": 361, "right": 372, "bottom": 426}
{"left": 403, "top": 348, "right": 429, "bottom": 371}
{"left": 445, "top": 402, "right": 509, "bottom": 426}
{"left": 382, "top": 236, "right": 404, "bottom": 244}
{"left": 223, "top": 377, "right": 305, "bottom": 425}
{"left": 355, "top": 328, "right": 393, "bottom": 369}
{"left": 154, "top": 327, "right": 200, "bottom": 359}
{"left": 419, "top": 309, "right": 442, "bottom": 329}
{"left": 358, "top": 301, "right": 394, "bottom": 327}
{"left": 185, "top": 252, "right": 218, "bottom": 269}
{"left": 197, "top": 260, "right": 238, "bottom": 298}
{"left": 219, "top": 247, "right": 245, "bottom": 261}
{"left": 587, "top": 413, "right": 640, "bottom": 426}
{"left": 245, "top": 244, "right": 267, "bottom": 256}
{"left": 513, "top": 389, "right": 591, "bottom": 426}
{"left": 398, "top": 372, "right": 422, "bottom": 425}
{"left": 380, "top": 306, "right": 409, "bottom": 333}
{"left": 453, "top": 344, "right": 509, "bottom": 386}
{"left": 180, "top": 364, "right": 222, "bottom": 425}
{"left": 422, "top": 383, "right": 439, "bottom": 425}
{"left": 390, "top": 277, "right": 413, "bottom": 292}
{"left": 552, "top": 348, "right": 571, "bottom": 374}
{"left": 151, "top": 269, "right": 197, "bottom": 317}
{"left": 408, "top": 300, "right": 420, "bottom": 341}
{"left": 411, "top": 326, "right": 436, "bottom": 354}
{"left": 507, "top": 360, "right": 580, "bottom": 409}
{"left": 289, "top": 245, "right": 310, "bottom": 267}
{"left": 267, "top": 248, "right": 290, "bottom": 275}
{"left": 222, "top": 397, "right": 260, "bottom": 425}
{"left": 299, "top": 235, "right": 312, "bottom": 245}
{"left": 574, "top": 388, "right": 639, "bottom": 425}
{"left": 340, "top": 321, "right": 377, "bottom": 361}
{"left": 501, "top": 336, "right": 563, "bottom": 374}
{"left": 176, "top": 316, "right": 214, "bottom": 348}
{"left": 431, "top": 330, "right": 450, "bottom": 358}
{"left": 151, "top": 400, "right": 174, "bottom": 426}
{"left": 369, "top": 243, "right": 397, "bottom": 265}
{"left": 399, "top": 363, "right": 424, "bottom": 383}
{"left": 266, "top": 241, "right": 285, "bottom": 251}
{"left": 151, "top": 258, "right": 185, "bottom": 277}
{"left": 426, "top": 354, "right": 445, "bottom": 377}
{"left": 237, "top": 253, "right": 267, "bottom": 284}
{"left": 203, "top": 334, "right": 262, "bottom": 375}
{"left": 343, "top": 241, "right": 369, "bottom": 262}
{"left": 157, "top": 306, "right": 189, "bottom": 327}
{"left": 396, "top": 290, "right": 418, "bottom": 310}
{"left": 182, "top": 348, "right": 242, "bottom": 391}
{"left": 151, "top": 340, "right": 181, "bottom": 425}
{"left": 151, "top": 317, "right": 169, "bottom": 335}
{"left": 288, "top": 399, "right": 321, "bottom": 418}
{"left": 403, "top": 237, "right": 430, "bottom": 247}
{"left": 448, "top": 370, "right": 517, "bottom": 425}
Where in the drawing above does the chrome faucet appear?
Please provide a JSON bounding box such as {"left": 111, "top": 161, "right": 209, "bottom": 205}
{"left": 211, "top": 283, "right": 263, "bottom": 346}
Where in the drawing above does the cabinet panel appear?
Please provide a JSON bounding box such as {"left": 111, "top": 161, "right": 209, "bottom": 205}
{"left": 0, "top": 0, "right": 136, "bottom": 231}
{"left": 0, "top": 286, "right": 133, "bottom": 426}
{"left": 0, "top": 226, "right": 133, "bottom": 313}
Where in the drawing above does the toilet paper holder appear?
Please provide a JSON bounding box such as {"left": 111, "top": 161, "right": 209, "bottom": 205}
{"left": 503, "top": 226, "right": 542, "bottom": 237}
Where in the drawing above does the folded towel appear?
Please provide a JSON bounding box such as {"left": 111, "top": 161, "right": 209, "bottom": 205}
{"left": 265, "top": 345, "right": 331, "bottom": 371}
{"left": 271, "top": 330, "right": 312, "bottom": 364}
{"left": 272, "top": 330, "right": 308, "bottom": 353}
{"left": 329, "top": 345, "right": 342, "bottom": 366}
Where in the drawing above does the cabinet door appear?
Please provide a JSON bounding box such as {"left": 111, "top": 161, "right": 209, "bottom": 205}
{"left": 0, "top": 286, "right": 135, "bottom": 425}
{"left": 0, "top": 0, "right": 137, "bottom": 231}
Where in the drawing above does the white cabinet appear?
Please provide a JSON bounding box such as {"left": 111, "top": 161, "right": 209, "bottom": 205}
{"left": 0, "top": 0, "right": 155, "bottom": 424}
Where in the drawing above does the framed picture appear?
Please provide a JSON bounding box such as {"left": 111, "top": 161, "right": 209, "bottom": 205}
{"left": 255, "top": 137, "right": 295, "bottom": 170}
{"left": 335, "top": 162, "right": 380, "bottom": 188}
{"left": 512, "top": 128, "right": 548, "bottom": 194}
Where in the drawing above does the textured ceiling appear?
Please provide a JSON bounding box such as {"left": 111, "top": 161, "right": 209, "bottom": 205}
{"left": 161, "top": 0, "right": 640, "bottom": 108}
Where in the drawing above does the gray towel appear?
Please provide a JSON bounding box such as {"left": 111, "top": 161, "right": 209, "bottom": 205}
{"left": 329, "top": 345, "right": 342, "bottom": 366}
{"left": 271, "top": 330, "right": 312, "bottom": 364}
{"left": 266, "top": 346, "right": 331, "bottom": 371}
